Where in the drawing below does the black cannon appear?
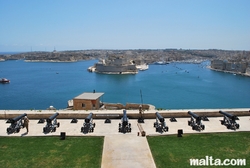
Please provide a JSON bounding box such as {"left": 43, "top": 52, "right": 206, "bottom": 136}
{"left": 188, "top": 111, "right": 205, "bottom": 131}
{"left": 119, "top": 110, "right": 131, "bottom": 133}
{"left": 219, "top": 111, "right": 239, "bottom": 130}
{"left": 154, "top": 112, "right": 168, "bottom": 132}
{"left": 81, "top": 113, "right": 95, "bottom": 133}
{"left": 43, "top": 112, "right": 60, "bottom": 133}
{"left": 7, "top": 113, "right": 27, "bottom": 134}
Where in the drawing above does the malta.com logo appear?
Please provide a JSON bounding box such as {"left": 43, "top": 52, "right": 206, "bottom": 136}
{"left": 190, "top": 156, "right": 246, "bottom": 166}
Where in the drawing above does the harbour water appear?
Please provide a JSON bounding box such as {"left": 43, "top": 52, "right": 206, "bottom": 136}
{"left": 0, "top": 59, "right": 250, "bottom": 110}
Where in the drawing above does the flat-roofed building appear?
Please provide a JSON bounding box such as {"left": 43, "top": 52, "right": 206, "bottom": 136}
{"left": 73, "top": 92, "right": 104, "bottom": 110}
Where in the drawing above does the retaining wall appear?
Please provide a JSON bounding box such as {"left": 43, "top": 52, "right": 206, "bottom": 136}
{"left": 0, "top": 109, "right": 249, "bottom": 120}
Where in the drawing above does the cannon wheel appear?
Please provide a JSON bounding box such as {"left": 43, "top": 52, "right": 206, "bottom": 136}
{"left": 89, "top": 128, "right": 93, "bottom": 133}
{"left": 57, "top": 122, "right": 60, "bottom": 128}
{"left": 202, "top": 125, "right": 205, "bottom": 130}
{"left": 156, "top": 127, "right": 158, "bottom": 132}
{"left": 7, "top": 128, "right": 12, "bottom": 133}
{"left": 192, "top": 125, "right": 196, "bottom": 130}
{"left": 165, "top": 127, "right": 168, "bottom": 132}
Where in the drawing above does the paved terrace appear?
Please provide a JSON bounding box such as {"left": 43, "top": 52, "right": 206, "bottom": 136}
{"left": 0, "top": 108, "right": 249, "bottom": 168}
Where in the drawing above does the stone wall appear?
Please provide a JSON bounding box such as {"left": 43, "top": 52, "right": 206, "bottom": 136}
{"left": 103, "top": 103, "right": 150, "bottom": 110}
{"left": 95, "top": 63, "right": 137, "bottom": 73}
{"left": 1, "top": 109, "right": 249, "bottom": 120}
{"left": 125, "top": 103, "right": 149, "bottom": 110}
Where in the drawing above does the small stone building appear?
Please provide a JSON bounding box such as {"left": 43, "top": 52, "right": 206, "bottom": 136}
{"left": 73, "top": 92, "right": 104, "bottom": 110}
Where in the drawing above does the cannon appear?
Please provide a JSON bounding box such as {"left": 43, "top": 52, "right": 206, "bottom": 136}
{"left": 219, "top": 111, "right": 239, "bottom": 130}
{"left": 188, "top": 111, "right": 205, "bottom": 131}
{"left": 7, "top": 113, "right": 27, "bottom": 134}
{"left": 81, "top": 113, "right": 95, "bottom": 133}
{"left": 119, "top": 110, "right": 131, "bottom": 133}
{"left": 43, "top": 112, "right": 60, "bottom": 133}
{"left": 154, "top": 112, "right": 168, "bottom": 132}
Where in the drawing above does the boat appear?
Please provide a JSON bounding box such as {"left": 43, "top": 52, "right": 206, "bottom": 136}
{"left": 136, "top": 63, "right": 149, "bottom": 71}
{"left": 0, "top": 78, "right": 10, "bottom": 83}
{"left": 154, "top": 61, "right": 169, "bottom": 65}
{"left": 87, "top": 66, "right": 96, "bottom": 72}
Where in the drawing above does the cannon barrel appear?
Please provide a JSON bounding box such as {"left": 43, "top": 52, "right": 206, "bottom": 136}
{"left": 122, "top": 110, "right": 128, "bottom": 125}
{"left": 155, "top": 112, "right": 165, "bottom": 122}
{"left": 85, "top": 113, "right": 93, "bottom": 123}
{"left": 188, "top": 111, "right": 201, "bottom": 120}
{"left": 10, "top": 113, "right": 27, "bottom": 124}
{"left": 219, "top": 111, "right": 237, "bottom": 120}
{"left": 46, "top": 112, "right": 59, "bottom": 123}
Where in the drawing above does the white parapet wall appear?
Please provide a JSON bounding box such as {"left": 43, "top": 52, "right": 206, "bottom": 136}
{"left": 0, "top": 108, "right": 249, "bottom": 119}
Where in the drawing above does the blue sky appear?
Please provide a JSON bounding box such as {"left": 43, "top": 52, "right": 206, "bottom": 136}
{"left": 0, "top": 0, "right": 249, "bottom": 52}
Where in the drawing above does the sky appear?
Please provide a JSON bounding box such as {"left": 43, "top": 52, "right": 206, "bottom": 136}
{"left": 0, "top": 0, "right": 249, "bottom": 52}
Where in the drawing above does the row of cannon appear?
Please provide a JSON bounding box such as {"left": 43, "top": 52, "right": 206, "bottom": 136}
{"left": 153, "top": 110, "right": 240, "bottom": 132}
{"left": 6, "top": 110, "right": 240, "bottom": 134}
{"left": 187, "top": 110, "right": 240, "bottom": 131}
{"left": 6, "top": 113, "right": 61, "bottom": 134}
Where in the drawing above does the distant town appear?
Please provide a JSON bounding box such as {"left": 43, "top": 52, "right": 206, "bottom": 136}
{"left": 1, "top": 49, "right": 250, "bottom": 76}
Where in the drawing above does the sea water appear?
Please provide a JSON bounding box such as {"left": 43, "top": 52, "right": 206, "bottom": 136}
{"left": 0, "top": 60, "right": 250, "bottom": 110}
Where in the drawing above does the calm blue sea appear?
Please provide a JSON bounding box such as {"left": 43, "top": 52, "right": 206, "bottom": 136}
{"left": 0, "top": 59, "right": 250, "bottom": 110}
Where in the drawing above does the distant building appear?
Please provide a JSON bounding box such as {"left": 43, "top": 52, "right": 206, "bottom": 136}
{"left": 211, "top": 59, "right": 248, "bottom": 73}
{"left": 210, "top": 60, "right": 225, "bottom": 70}
{"left": 73, "top": 92, "right": 104, "bottom": 110}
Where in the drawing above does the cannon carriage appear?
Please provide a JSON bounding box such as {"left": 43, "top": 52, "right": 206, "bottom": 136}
{"left": 219, "top": 111, "right": 239, "bottom": 130}
{"left": 188, "top": 111, "right": 205, "bottom": 131}
{"left": 43, "top": 113, "right": 60, "bottom": 133}
{"left": 154, "top": 112, "right": 168, "bottom": 132}
{"left": 7, "top": 113, "right": 27, "bottom": 134}
{"left": 118, "top": 110, "right": 131, "bottom": 133}
{"left": 81, "top": 113, "right": 95, "bottom": 133}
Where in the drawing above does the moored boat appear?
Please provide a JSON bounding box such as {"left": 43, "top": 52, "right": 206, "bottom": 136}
{"left": 136, "top": 63, "right": 149, "bottom": 71}
{"left": 0, "top": 78, "right": 10, "bottom": 83}
{"left": 153, "top": 61, "right": 169, "bottom": 65}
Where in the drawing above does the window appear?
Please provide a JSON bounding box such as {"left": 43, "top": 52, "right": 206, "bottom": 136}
{"left": 82, "top": 103, "right": 85, "bottom": 107}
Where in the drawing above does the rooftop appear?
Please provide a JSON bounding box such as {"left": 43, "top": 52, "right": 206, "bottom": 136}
{"left": 74, "top": 92, "right": 104, "bottom": 100}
